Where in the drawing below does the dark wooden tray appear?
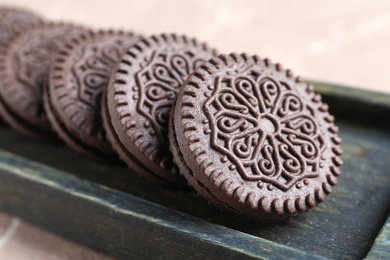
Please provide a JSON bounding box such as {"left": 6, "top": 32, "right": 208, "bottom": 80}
{"left": 0, "top": 81, "right": 389, "bottom": 259}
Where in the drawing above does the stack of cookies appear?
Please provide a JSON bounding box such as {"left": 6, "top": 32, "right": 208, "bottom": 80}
{"left": 0, "top": 6, "right": 343, "bottom": 222}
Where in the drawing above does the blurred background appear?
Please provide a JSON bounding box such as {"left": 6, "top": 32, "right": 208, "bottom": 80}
{"left": 0, "top": 0, "right": 389, "bottom": 259}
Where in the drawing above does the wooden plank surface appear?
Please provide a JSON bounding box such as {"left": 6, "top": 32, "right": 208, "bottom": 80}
{"left": 366, "top": 215, "right": 390, "bottom": 259}
{"left": 0, "top": 149, "right": 326, "bottom": 260}
{"left": 0, "top": 83, "right": 389, "bottom": 259}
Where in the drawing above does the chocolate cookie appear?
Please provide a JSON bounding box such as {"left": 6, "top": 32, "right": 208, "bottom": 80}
{"left": 103, "top": 34, "right": 217, "bottom": 185}
{"left": 0, "top": 7, "right": 43, "bottom": 47}
{"left": 0, "top": 23, "right": 88, "bottom": 140}
{"left": 0, "top": 7, "right": 43, "bottom": 124}
{"left": 45, "top": 30, "right": 142, "bottom": 161}
{"left": 169, "top": 53, "right": 343, "bottom": 221}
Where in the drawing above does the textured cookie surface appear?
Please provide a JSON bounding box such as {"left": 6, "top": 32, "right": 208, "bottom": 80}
{"left": 0, "top": 7, "right": 43, "bottom": 124}
{"left": 105, "top": 34, "right": 217, "bottom": 185}
{"left": 0, "top": 23, "right": 87, "bottom": 139}
{"left": 46, "top": 30, "right": 141, "bottom": 160}
{"left": 171, "top": 54, "right": 343, "bottom": 221}
{"left": 0, "top": 7, "right": 43, "bottom": 46}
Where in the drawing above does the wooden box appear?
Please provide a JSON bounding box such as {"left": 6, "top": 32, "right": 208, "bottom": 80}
{"left": 0, "top": 82, "right": 389, "bottom": 259}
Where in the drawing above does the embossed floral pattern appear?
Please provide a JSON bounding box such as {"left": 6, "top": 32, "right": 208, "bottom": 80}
{"left": 204, "top": 75, "right": 325, "bottom": 191}
{"left": 136, "top": 50, "right": 206, "bottom": 144}
{"left": 74, "top": 43, "right": 124, "bottom": 107}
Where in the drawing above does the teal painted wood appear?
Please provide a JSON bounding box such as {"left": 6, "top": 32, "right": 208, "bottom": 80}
{"left": 312, "top": 81, "right": 390, "bottom": 108}
{"left": 0, "top": 82, "right": 389, "bottom": 259}
{"left": 366, "top": 215, "right": 390, "bottom": 259}
{"left": 0, "top": 149, "right": 325, "bottom": 260}
{"left": 311, "top": 81, "right": 390, "bottom": 129}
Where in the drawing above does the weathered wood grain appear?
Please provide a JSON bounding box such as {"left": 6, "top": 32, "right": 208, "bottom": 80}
{"left": 0, "top": 150, "right": 325, "bottom": 260}
{"left": 0, "top": 82, "right": 389, "bottom": 259}
{"left": 366, "top": 215, "right": 390, "bottom": 259}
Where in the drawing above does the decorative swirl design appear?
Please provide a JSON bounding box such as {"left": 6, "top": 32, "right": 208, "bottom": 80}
{"left": 258, "top": 143, "right": 277, "bottom": 176}
{"left": 155, "top": 106, "right": 171, "bottom": 132}
{"left": 217, "top": 116, "right": 250, "bottom": 134}
{"left": 153, "top": 64, "right": 180, "bottom": 88}
{"left": 102, "top": 44, "right": 121, "bottom": 64}
{"left": 279, "top": 143, "right": 302, "bottom": 174}
{"left": 146, "top": 84, "right": 176, "bottom": 102}
{"left": 277, "top": 94, "right": 303, "bottom": 117}
{"left": 232, "top": 135, "right": 258, "bottom": 159}
{"left": 219, "top": 92, "right": 250, "bottom": 115}
{"left": 171, "top": 54, "right": 190, "bottom": 80}
{"left": 236, "top": 77, "right": 258, "bottom": 107}
{"left": 285, "top": 131, "right": 318, "bottom": 159}
{"left": 84, "top": 72, "right": 107, "bottom": 89}
{"left": 204, "top": 75, "right": 323, "bottom": 191}
{"left": 85, "top": 56, "right": 111, "bottom": 72}
{"left": 136, "top": 50, "right": 206, "bottom": 144}
{"left": 74, "top": 39, "right": 126, "bottom": 107}
{"left": 285, "top": 115, "right": 317, "bottom": 136}
{"left": 259, "top": 78, "right": 281, "bottom": 113}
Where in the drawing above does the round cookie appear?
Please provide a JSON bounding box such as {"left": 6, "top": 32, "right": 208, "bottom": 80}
{"left": 0, "top": 7, "right": 43, "bottom": 47}
{"left": 169, "top": 53, "right": 343, "bottom": 221}
{"left": 103, "top": 34, "right": 217, "bottom": 186}
{"left": 0, "top": 7, "right": 43, "bottom": 124}
{"left": 0, "top": 23, "right": 88, "bottom": 140}
{"left": 45, "top": 30, "right": 142, "bottom": 161}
